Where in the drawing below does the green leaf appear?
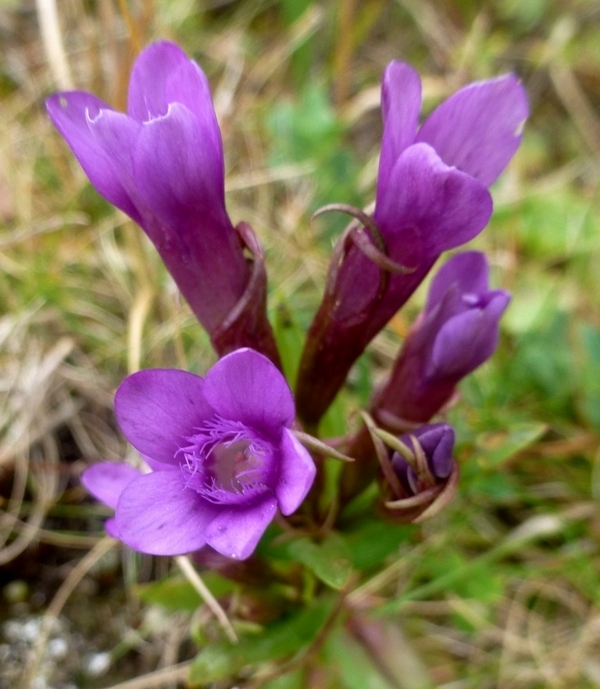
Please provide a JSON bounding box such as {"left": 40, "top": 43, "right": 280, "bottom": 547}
{"left": 272, "top": 301, "right": 306, "bottom": 388}
{"left": 501, "top": 271, "right": 563, "bottom": 334}
{"left": 380, "top": 514, "right": 567, "bottom": 615}
{"left": 322, "top": 627, "right": 396, "bottom": 689}
{"left": 277, "top": 0, "right": 315, "bottom": 85}
{"left": 342, "top": 519, "right": 411, "bottom": 571}
{"left": 501, "top": 190, "right": 598, "bottom": 261}
{"left": 136, "top": 573, "right": 234, "bottom": 612}
{"left": 287, "top": 534, "right": 353, "bottom": 590}
{"left": 575, "top": 324, "right": 600, "bottom": 429}
{"left": 474, "top": 422, "right": 547, "bottom": 469}
{"left": 463, "top": 470, "right": 520, "bottom": 501}
{"left": 318, "top": 389, "right": 348, "bottom": 438}
{"left": 189, "top": 597, "right": 337, "bottom": 685}
{"left": 259, "top": 668, "right": 305, "bottom": 689}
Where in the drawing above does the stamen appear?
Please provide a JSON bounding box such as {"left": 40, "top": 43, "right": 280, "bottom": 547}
{"left": 178, "top": 415, "right": 274, "bottom": 505}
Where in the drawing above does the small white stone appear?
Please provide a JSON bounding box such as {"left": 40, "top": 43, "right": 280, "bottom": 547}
{"left": 22, "top": 618, "right": 43, "bottom": 642}
{"left": 31, "top": 676, "right": 47, "bottom": 689}
{"left": 85, "top": 651, "right": 111, "bottom": 676}
{"left": 47, "top": 637, "right": 68, "bottom": 660}
{"left": 2, "top": 620, "right": 22, "bottom": 641}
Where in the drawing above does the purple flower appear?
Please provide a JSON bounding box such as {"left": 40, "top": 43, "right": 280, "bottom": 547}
{"left": 296, "top": 64, "right": 527, "bottom": 427}
{"left": 375, "top": 251, "right": 510, "bottom": 425}
{"left": 46, "top": 41, "right": 279, "bottom": 362}
{"left": 379, "top": 423, "right": 459, "bottom": 523}
{"left": 379, "top": 62, "right": 528, "bottom": 190}
{"left": 82, "top": 349, "right": 315, "bottom": 560}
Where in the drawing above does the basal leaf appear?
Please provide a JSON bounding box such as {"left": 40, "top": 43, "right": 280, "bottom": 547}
{"left": 136, "top": 573, "right": 234, "bottom": 612}
{"left": 189, "top": 597, "right": 337, "bottom": 685}
{"left": 287, "top": 534, "right": 352, "bottom": 590}
{"left": 342, "top": 519, "right": 411, "bottom": 571}
{"left": 323, "top": 628, "right": 396, "bottom": 689}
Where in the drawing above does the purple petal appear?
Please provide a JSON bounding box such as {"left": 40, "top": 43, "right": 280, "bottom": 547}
{"left": 115, "top": 470, "right": 219, "bottom": 555}
{"left": 163, "top": 59, "right": 222, "bottom": 156}
{"left": 127, "top": 41, "right": 191, "bottom": 121}
{"left": 416, "top": 74, "right": 529, "bottom": 187}
{"left": 115, "top": 369, "right": 213, "bottom": 465}
{"left": 203, "top": 349, "right": 295, "bottom": 437}
{"left": 275, "top": 429, "right": 316, "bottom": 515}
{"left": 129, "top": 97, "right": 247, "bottom": 334}
{"left": 142, "top": 454, "right": 179, "bottom": 472}
{"left": 426, "top": 252, "right": 489, "bottom": 313}
{"left": 413, "top": 423, "right": 455, "bottom": 479}
{"left": 378, "top": 61, "right": 422, "bottom": 187}
{"left": 131, "top": 98, "right": 246, "bottom": 334}
{"left": 133, "top": 102, "right": 224, "bottom": 235}
{"left": 204, "top": 496, "right": 278, "bottom": 560}
{"left": 375, "top": 143, "right": 493, "bottom": 257}
{"left": 46, "top": 92, "right": 142, "bottom": 224}
{"left": 105, "top": 518, "right": 119, "bottom": 538}
{"left": 81, "top": 461, "right": 141, "bottom": 508}
{"left": 428, "top": 291, "right": 510, "bottom": 378}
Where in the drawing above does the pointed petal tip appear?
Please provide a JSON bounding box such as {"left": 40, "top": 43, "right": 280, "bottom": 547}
{"left": 378, "top": 61, "right": 422, "bottom": 185}
{"left": 128, "top": 40, "right": 204, "bottom": 123}
{"left": 45, "top": 90, "right": 109, "bottom": 131}
{"left": 416, "top": 72, "right": 529, "bottom": 187}
{"left": 136, "top": 40, "right": 190, "bottom": 62}
{"left": 382, "top": 60, "right": 421, "bottom": 87}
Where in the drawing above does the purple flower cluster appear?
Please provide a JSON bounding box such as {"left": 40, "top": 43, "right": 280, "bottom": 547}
{"left": 82, "top": 349, "right": 315, "bottom": 560}
{"left": 296, "top": 62, "right": 528, "bottom": 427}
{"left": 47, "top": 41, "right": 527, "bottom": 557}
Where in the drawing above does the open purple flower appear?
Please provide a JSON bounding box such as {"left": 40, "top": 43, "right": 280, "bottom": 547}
{"left": 375, "top": 251, "right": 511, "bottom": 425}
{"left": 378, "top": 423, "right": 459, "bottom": 523}
{"left": 296, "top": 64, "right": 528, "bottom": 427}
{"left": 46, "top": 41, "right": 279, "bottom": 363}
{"left": 82, "top": 349, "right": 315, "bottom": 560}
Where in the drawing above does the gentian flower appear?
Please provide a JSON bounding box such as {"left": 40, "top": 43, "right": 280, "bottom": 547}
{"left": 340, "top": 252, "right": 509, "bottom": 501}
{"left": 374, "top": 251, "right": 510, "bottom": 425}
{"left": 296, "top": 63, "right": 528, "bottom": 427}
{"left": 46, "top": 41, "right": 279, "bottom": 363}
{"left": 82, "top": 349, "right": 315, "bottom": 560}
{"left": 377, "top": 423, "right": 459, "bottom": 523}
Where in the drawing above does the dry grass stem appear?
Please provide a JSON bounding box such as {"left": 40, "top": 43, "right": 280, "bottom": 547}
{"left": 35, "top": 0, "right": 73, "bottom": 90}
{"left": 98, "top": 661, "right": 192, "bottom": 689}
{"left": 174, "top": 555, "right": 238, "bottom": 643}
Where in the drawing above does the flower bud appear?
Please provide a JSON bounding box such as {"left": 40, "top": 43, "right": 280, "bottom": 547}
{"left": 377, "top": 423, "right": 459, "bottom": 523}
